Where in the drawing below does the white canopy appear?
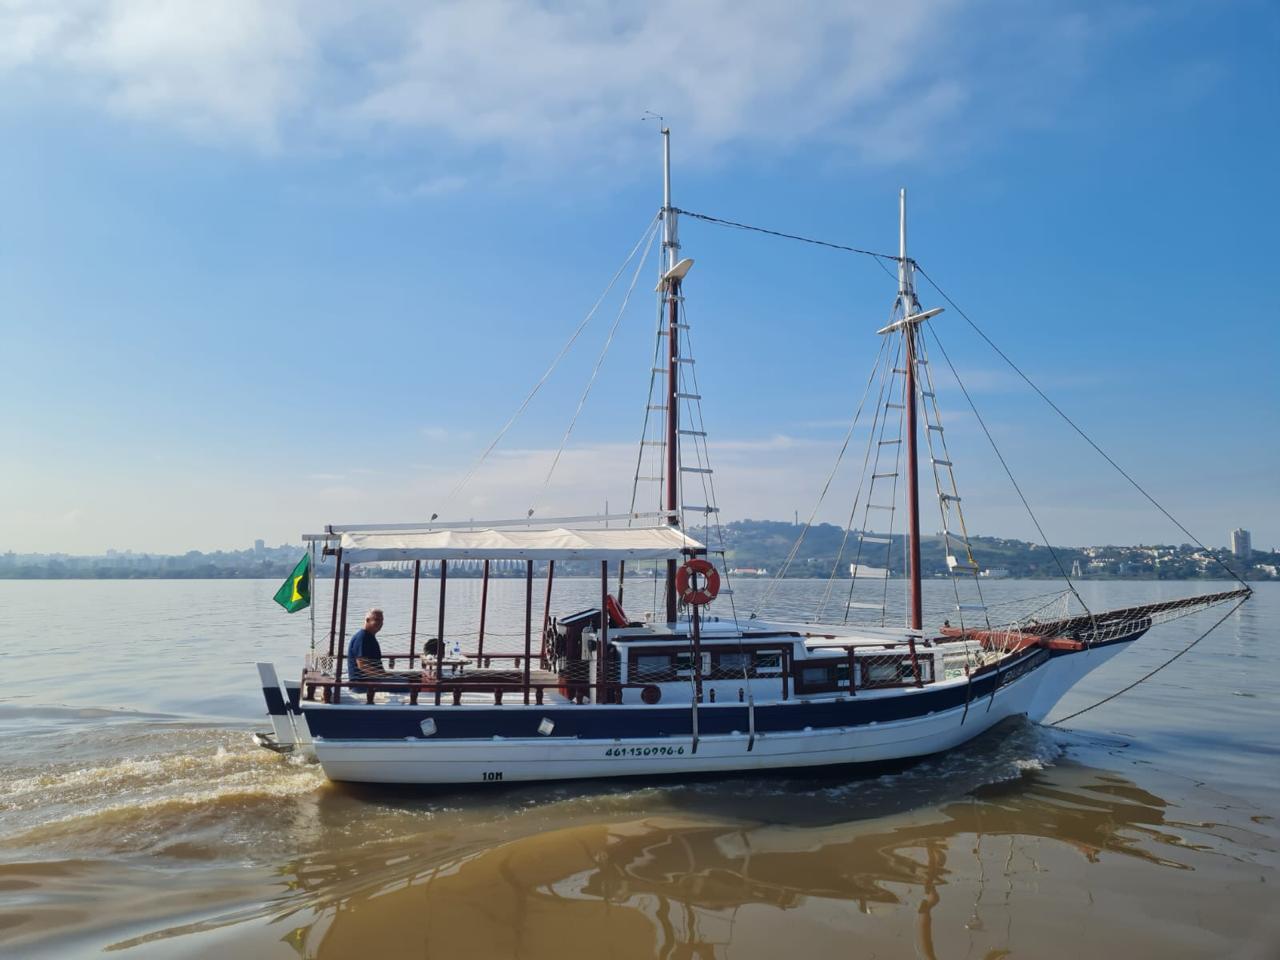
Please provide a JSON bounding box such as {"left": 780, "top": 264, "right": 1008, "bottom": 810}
{"left": 338, "top": 527, "right": 704, "bottom": 564}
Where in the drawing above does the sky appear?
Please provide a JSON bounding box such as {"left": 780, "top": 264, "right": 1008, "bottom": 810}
{"left": 1, "top": 0, "right": 1277, "bottom": 555}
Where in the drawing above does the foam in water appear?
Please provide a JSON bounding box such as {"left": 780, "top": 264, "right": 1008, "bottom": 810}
{"left": 0, "top": 730, "right": 325, "bottom": 857}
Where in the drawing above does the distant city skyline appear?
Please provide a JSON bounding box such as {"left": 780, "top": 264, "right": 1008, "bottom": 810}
{"left": 3, "top": 523, "right": 1273, "bottom": 560}
{"left": 2, "top": 2, "right": 1276, "bottom": 553}
{"left": 3, "top": 520, "right": 1274, "bottom": 583}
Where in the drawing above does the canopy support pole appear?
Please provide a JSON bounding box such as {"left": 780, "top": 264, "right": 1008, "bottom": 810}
{"left": 327, "top": 546, "right": 343, "bottom": 657}
{"left": 434, "top": 560, "right": 447, "bottom": 705}
{"left": 541, "top": 560, "right": 555, "bottom": 668}
{"left": 477, "top": 559, "right": 489, "bottom": 663}
{"left": 690, "top": 600, "right": 701, "bottom": 754}
{"left": 617, "top": 560, "right": 626, "bottom": 607}
{"left": 599, "top": 561, "right": 610, "bottom": 702}
{"left": 309, "top": 541, "right": 317, "bottom": 652}
{"left": 523, "top": 561, "right": 533, "bottom": 704}
{"left": 333, "top": 562, "right": 350, "bottom": 704}
{"left": 409, "top": 559, "right": 421, "bottom": 664}
{"left": 692, "top": 601, "right": 704, "bottom": 705}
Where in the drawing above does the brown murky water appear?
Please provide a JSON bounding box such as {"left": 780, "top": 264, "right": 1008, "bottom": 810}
{"left": 1, "top": 580, "right": 1277, "bottom": 958}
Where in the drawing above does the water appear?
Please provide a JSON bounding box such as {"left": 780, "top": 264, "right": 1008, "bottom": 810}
{"left": 1, "top": 579, "right": 1277, "bottom": 958}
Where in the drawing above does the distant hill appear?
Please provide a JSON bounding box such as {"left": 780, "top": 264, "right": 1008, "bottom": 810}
{"left": 703, "top": 519, "right": 1270, "bottom": 581}
{"left": 0, "top": 520, "right": 1271, "bottom": 580}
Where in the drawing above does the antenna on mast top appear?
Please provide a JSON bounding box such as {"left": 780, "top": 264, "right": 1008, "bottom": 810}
{"left": 661, "top": 126, "right": 676, "bottom": 269}
{"left": 898, "top": 188, "right": 917, "bottom": 315}
{"left": 641, "top": 112, "right": 676, "bottom": 270}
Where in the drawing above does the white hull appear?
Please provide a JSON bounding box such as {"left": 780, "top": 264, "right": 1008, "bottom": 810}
{"left": 307, "top": 648, "right": 1115, "bottom": 785}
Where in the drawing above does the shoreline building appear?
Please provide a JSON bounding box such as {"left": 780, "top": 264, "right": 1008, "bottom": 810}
{"left": 1231, "top": 528, "right": 1252, "bottom": 560}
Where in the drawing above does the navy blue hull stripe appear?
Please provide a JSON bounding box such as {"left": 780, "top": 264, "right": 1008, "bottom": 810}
{"left": 299, "top": 632, "right": 1145, "bottom": 741}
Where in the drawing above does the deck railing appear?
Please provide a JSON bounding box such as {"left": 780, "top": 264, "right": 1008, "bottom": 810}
{"left": 300, "top": 636, "right": 1031, "bottom": 707}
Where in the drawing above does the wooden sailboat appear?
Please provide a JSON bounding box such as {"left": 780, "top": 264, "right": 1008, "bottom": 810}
{"left": 255, "top": 130, "right": 1249, "bottom": 785}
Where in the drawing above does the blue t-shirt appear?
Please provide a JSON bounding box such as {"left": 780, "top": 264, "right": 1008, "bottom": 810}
{"left": 347, "top": 629, "right": 383, "bottom": 681}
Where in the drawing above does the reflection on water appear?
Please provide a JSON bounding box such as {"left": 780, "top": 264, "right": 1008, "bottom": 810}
{"left": 95, "top": 752, "right": 1278, "bottom": 960}
{"left": 2, "top": 721, "right": 1268, "bottom": 959}
{"left": 2, "top": 582, "right": 1278, "bottom": 958}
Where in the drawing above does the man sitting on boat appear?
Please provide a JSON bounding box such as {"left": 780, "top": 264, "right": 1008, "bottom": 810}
{"left": 348, "top": 608, "right": 418, "bottom": 693}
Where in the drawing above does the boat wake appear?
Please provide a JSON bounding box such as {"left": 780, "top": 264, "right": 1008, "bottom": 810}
{"left": 0, "top": 725, "right": 324, "bottom": 859}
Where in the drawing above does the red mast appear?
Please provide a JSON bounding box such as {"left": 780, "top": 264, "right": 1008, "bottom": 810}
{"left": 899, "top": 190, "right": 923, "bottom": 632}
{"left": 662, "top": 127, "right": 680, "bottom": 624}
{"left": 904, "top": 323, "right": 923, "bottom": 631}
{"left": 665, "top": 275, "right": 680, "bottom": 623}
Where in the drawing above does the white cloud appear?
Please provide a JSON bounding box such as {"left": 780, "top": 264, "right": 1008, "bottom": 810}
{"left": 1, "top": 0, "right": 313, "bottom": 145}
{"left": 0, "top": 0, "right": 1124, "bottom": 165}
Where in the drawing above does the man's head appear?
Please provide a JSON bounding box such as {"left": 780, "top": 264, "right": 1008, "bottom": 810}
{"left": 364, "top": 608, "right": 385, "bottom": 635}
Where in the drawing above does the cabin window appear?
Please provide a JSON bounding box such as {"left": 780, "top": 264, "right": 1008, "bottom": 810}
{"left": 634, "top": 655, "right": 671, "bottom": 681}
{"left": 715, "top": 652, "right": 750, "bottom": 676}
{"left": 801, "top": 666, "right": 832, "bottom": 685}
{"left": 753, "top": 652, "right": 782, "bottom": 673}
{"left": 674, "top": 653, "right": 711, "bottom": 675}
{"left": 862, "top": 658, "right": 914, "bottom": 686}
{"left": 794, "top": 658, "right": 850, "bottom": 693}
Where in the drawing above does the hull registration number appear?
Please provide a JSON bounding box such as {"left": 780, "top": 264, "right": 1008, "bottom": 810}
{"left": 604, "top": 745, "right": 686, "bottom": 758}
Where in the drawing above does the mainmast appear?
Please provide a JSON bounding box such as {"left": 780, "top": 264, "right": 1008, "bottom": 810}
{"left": 662, "top": 127, "right": 681, "bottom": 624}
{"left": 899, "top": 189, "right": 924, "bottom": 631}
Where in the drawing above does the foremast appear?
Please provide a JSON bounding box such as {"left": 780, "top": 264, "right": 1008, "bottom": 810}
{"left": 899, "top": 190, "right": 924, "bottom": 632}
{"left": 877, "top": 190, "right": 943, "bottom": 632}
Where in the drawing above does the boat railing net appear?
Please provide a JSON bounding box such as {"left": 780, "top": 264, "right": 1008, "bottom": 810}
{"left": 303, "top": 637, "right": 1012, "bottom": 705}
{"left": 306, "top": 652, "right": 336, "bottom": 675}
{"left": 1017, "top": 588, "right": 1250, "bottom": 644}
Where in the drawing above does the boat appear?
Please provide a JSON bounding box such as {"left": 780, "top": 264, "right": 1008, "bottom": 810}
{"left": 255, "top": 129, "right": 1250, "bottom": 785}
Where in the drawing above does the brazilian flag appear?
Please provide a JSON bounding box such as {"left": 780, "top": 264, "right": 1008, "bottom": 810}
{"left": 274, "top": 553, "right": 311, "bottom": 613}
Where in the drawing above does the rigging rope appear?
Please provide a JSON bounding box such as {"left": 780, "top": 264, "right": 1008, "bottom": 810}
{"left": 679, "top": 206, "right": 1242, "bottom": 595}
{"left": 1048, "top": 596, "right": 1247, "bottom": 726}
{"left": 674, "top": 208, "right": 900, "bottom": 263}
{"left": 815, "top": 339, "right": 893, "bottom": 621}
{"left": 625, "top": 273, "right": 670, "bottom": 524}
{"left": 536, "top": 216, "right": 662, "bottom": 507}
{"left": 751, "top": 335, "right": 890, "bottom": 618}
{"left": 444, "top": 211, "right": 662, "bottom": 510}
{"left": 923, "top": 324, "right": 1090, "bottom": 617}
{"left": 912, "top": 262, "right": 1248, "bottom": 590}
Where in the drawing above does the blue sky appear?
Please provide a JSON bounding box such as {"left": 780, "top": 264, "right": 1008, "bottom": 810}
{"left": 1, "top": 0, "right": 1276, "bottom": 554}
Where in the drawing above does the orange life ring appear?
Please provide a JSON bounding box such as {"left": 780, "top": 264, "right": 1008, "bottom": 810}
{"left": 676, "top": 558, "right": 720, "bottom": 606}
{"left": 605, "top": 593, "right": 628, "bottom": 628}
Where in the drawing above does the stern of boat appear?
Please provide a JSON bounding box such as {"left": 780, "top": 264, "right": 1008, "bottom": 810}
{"left": 255, "top": 662, "right": 314, "bottom": 759}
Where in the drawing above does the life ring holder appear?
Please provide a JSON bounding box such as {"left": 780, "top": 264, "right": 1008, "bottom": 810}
{"left": 676, "top": 558, "right": 720, "bottom": 606}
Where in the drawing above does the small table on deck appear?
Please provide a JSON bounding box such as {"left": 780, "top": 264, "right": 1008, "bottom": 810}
{"left": 440, "top": 654, "right": 469, "bottom": 677}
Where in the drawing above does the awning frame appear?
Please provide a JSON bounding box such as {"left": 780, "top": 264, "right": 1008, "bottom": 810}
{"left": 323, "top": 525, "right": 706, "bottom": 565}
